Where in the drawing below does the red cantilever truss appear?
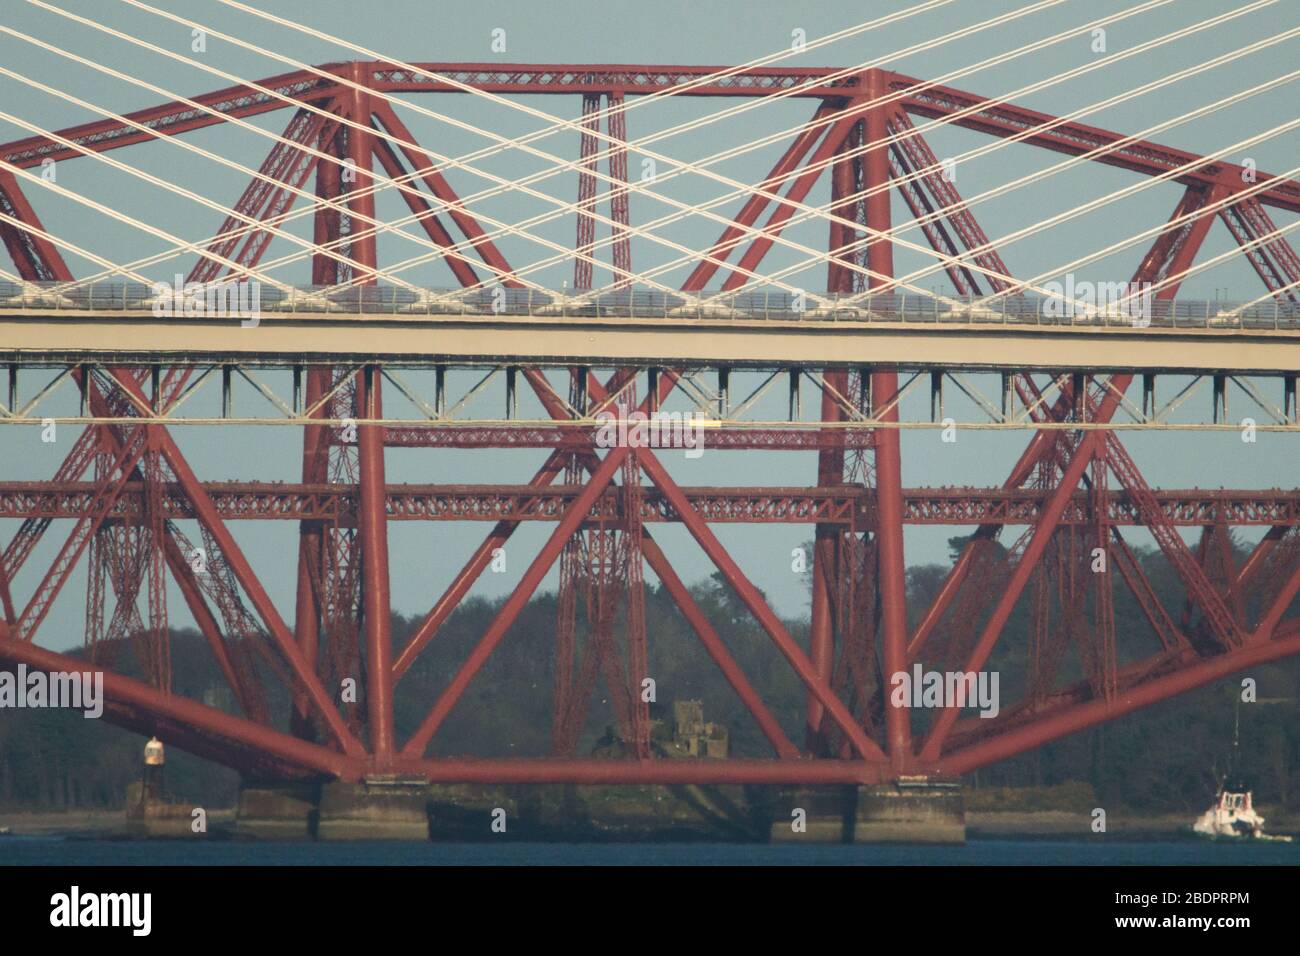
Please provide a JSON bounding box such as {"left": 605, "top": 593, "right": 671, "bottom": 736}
{"left": 0, "top": 64, "right": 1297, "bottom": 785}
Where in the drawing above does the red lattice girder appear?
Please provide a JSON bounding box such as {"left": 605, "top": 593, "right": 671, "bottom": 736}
{"left": 940, "top": 624, "right": 1300, "bottom": 777}
{"left": 1134, "top": 184, "right": 1219, "bottom": 289}
{"left": 681, "top": 101, "right": 839, "bottom": 291}
{"left": 920, "top": 385, "right": 1128, "bottom": 761}
{"left": 5, "top": 62, "right": 1293, "bottom": 207}
{"left": 1108, "top": 528, "right": 1187, "bottom": 653}
{"left": 908, "top": 178, "right": 1221, "bottom": 666}
{"left": 0, "top": 171, "right": 73, "bottom": 281}
{"left": 887, "top": 69, "right": 1299, "bottom": 212}
{"left": 370, "top": 133, "right": 481, "bottom": 287}
{"left": 0, "top": 623, "right": 352, "bottom": 779}
{"left": 165, "top": 525, "right": 271, "bottom": 724}
{"left": 4, "top": 361, "right": 283, "bottom": 724}
{"left": 640, "top": 534, "right": 801, "bottom": 759}
{"left": 90, "top": 370, "right": 365, "bottom": 756}
{"left": 2, "top": 426, "right": 102, "bottom": 582}
{"left": 637, "top": 448, "right": 886, "bottom": 763}
{"left": 0, "top": 68, "right": 344, "bottom": 169}
{"left": 1219, "top": 194, "right": 1300, "bottom": 302}
{"left": 370, "top": 100, "right": 522, "bottom": 287}
{"left": 548, "top": 377, "right": 801, "bottom": 759}
{"left": 400, "top": 444, "right": 632, "bottom": 757}
{"left": 573, "top": 93, "right": 602, "bottom": 290}
{"left": 16, "top": 425, "right": 150, "bottom": 642}
{"left": 188, "top": 103, "right": 341, "bottom": 285}
{"left": 1255, "top": 552, "right": 1300, "bottom": 640}
{"left": 886, "top": 106, "right": 1017, "bottom": 293}
{"left": 720, "top": 100, "right": 866, "bottom": 291}
{"left": 3, "top": 58, "right": 1298, "bottom": 787}
{"left": 1102, "top": 431, "right": 1240, "bottom": 651}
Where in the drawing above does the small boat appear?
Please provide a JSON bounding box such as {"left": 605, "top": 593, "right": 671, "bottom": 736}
{"left": 1192, "top": 778, "right": 1291, "bottom": 842}
{"left": 1190, "top": 700, "right": 1292, "bottom": 843}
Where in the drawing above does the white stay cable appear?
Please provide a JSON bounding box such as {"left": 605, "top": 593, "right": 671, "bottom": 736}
{"left": 1223, "top": 278, "right": 1300, "bottom": 317}
{"left": 0, "top": 57, "right": 555, "bottom": 294}
{"left": 166, "top": 0, "right": 1243, "bottom": 298}
{"left": 723, "top": 76, "right": 1300, "bottom": 309}
{"left": 422, "top": 0, "right": 1168, "bottom": 272}
{"left": 1007, "top": 158, "right": 1300, "bottom": 311}
{"left": 106, "top": 0, "right": 1094, "bottom": 300}
{"left": 1, "top": 24, "right": 710, "bottom": 301}
{"left": 394, "top": 15, "right": 1294, "bottom": 297}
{"left": 195, "top": 0, "right": 964, "bottom": 193}
{"left": 17, "top": 0, "right": 1272, "bottom": 306}
{"left": 14, "top": 9, "right": 842, "bottom": 308}
{"left": 25, "top": 0, "right": 1156, "bottom": 298}
{"left": 32, "top": 0, "right": 1090, "bottom": 293}
{"left": 1142, "top": 214, "right": 1300, "bottom": 302}
{"left": 0, "top": 102, "right": 441, "bottom": 295}
{"left": 4, "top": 0, "right": 956, "bottom": 293}
{"left": 674, "top": 57, "right": 1300, "bottom": 304}
{"left": 236, "top": 0, "right": 1191, "bottom": 294}
{"left": 0, "top": 148, "right": 295, "bottom": 292}
{"left": 204, "top": 0, "right": 1066, "bottom": 189}
{"left": 0, "top": 207, "right": 156, "bottom": 285}
{"left": 337, "top": 0, "right": 963, "bottom": 167}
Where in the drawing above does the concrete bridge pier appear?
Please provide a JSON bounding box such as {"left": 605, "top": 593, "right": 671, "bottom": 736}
{"left": 234, "top": 781, "right": 320, "bottom": 840}
{"left": 123, "top": 775, "right": 199, "bottom": 838}
{"left": 235, "top": 778, "right": 433, "bottom": 840}
{"left": 770, "top": 780, "right": 965, "bottom": 844}
{"left": 315, "top": 777, "right": 431, "bottom": 841}
{"left": 230, "top": 778, "right": 963, "bottom": 842}
{"left": 852, "top": 781, "right": 965, "bottom": 844}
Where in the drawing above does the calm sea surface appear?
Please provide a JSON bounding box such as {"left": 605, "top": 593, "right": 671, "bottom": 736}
{"left": 2, "top": 837, "right": 1298, "bottom": 865}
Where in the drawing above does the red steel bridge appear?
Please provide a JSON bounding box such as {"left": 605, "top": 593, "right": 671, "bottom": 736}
{"left": 1, "top": 7, "right": 1299, "bottom": 786}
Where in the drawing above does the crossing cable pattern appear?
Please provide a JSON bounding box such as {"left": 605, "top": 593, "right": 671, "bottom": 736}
{"left": 13, "top": 0, "right": 1231, "bottom": 302}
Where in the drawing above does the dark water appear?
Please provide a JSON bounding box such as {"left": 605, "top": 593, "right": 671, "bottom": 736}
{"left": 3, "top": 837, "right": 1299, "bottom": 865}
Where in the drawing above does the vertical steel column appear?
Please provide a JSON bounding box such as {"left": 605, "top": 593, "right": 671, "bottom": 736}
{"left": 291, "top": 368, "right": 325, "bottom": 740}
{"left": 347, "top": 66, "right": 393, "bottom": 761}
{"left": 345, "top": 64, "right": 379, "bottom": 281}
{"left": 552, "top": 372, "right": 586, "bottom": 755}
{"left": 806, "top": 128, "right": 855, "bottom": 750}
{"left": 358, "top": 366, "right": 394, "bottom": 759}
{"left": 864, "top": 71, "right": 912, "bottom": 769}
{"left": 292, "top": 113, "right": 343, "bottom": 740}
{"left": 606, "top": 92, "right": 632, "bottom": 289}
{"left": 622, "top": 449, "right": 651, "bottom": 758}
{"left": 574, "top": 93, "right": 601, "bottom": 290}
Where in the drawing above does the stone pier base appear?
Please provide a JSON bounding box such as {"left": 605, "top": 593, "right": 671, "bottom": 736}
{"left": 769, "top": 781, "right": 965, "bottom": 844}
{"left": 427, "top": 784, "right": 519, "bottom": 840}
{"left": 769, "top": 786, "right": 856, "bottom": 843}
{"left": 852, "top": 782, "right": 965, "bottom": 844}
{"left": 235, "top": 781, "right": 320, "bottom": 840}
{"left": 229, "top": 778, "right": 962, "bottom": 843}
{"left": 316, "top": 778, "right": 430, "bottom": 841}
{"left": 124, "top": 780, "right": 199, "bottom": 838}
